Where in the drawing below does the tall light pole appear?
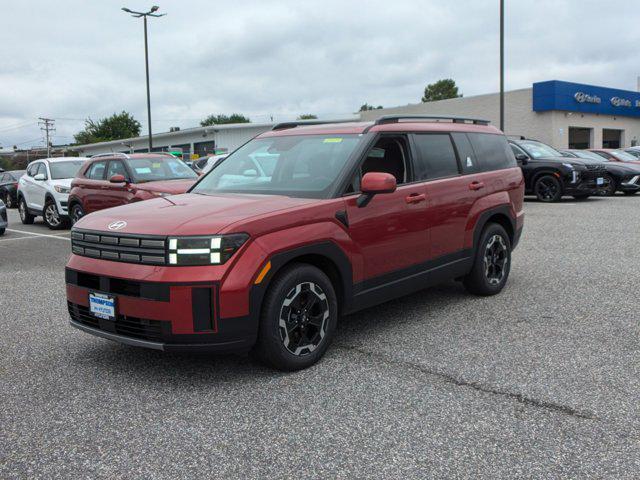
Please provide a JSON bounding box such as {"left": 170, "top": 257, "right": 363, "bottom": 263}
{"left": 499, "top": 0, "right": 505, "bottom": 132}
{"left": 122, "top": 6, "right": 166, "bottom": 152}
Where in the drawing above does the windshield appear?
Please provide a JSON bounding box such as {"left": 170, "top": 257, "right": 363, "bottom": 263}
{"left": 49, "top": 161, "right": 85, "bottom": 179}
{"left": 571, "top": 150, "right": 606, "bottom": 162}
{"left": 519, "top": 140, "right": 563, "bottom": 159}
{"left": 193, "top": 134, "right": 362, "bottom": 198}
{"left": 626, "top": 149, "right": 640, "bottom": 158}
{"left": 611, "top": 150, "right": 639, "bottom": 162}
{"left": 127, "top": 156, "right": 197, "bottom": 182}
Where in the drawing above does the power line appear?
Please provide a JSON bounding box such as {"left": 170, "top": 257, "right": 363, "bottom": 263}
{"left": 38, "top": 117, "right": 56, "bottom": 157}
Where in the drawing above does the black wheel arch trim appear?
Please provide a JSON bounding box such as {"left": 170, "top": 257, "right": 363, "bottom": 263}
{"left": 472, "top": 205, "right": 517, "bottom": 252}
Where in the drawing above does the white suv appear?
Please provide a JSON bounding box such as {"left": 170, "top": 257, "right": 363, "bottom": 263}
{"left": 18, "top": 157, "right": 88, "bottom": 229}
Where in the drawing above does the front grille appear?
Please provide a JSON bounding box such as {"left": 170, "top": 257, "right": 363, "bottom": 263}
{"left": 65, "top": 269, "right": 170, "bottom": 301}
{"left": 68, "top": 301, "right": 169, "bottom": 342}
{"left": 71, "top": 229, "right": 167, "bottom": 265}
{"left": 582, "top": 165, "right": 607, "bottom": 181}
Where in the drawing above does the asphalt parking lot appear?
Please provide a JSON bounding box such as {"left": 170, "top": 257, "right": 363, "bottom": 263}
{"left": 1, "top": 196, "right": 639, "bottom": 479}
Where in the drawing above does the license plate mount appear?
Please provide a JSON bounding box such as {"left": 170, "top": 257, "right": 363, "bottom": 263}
{"left": 89, "top": 292, "right": 116, "bottom": 320}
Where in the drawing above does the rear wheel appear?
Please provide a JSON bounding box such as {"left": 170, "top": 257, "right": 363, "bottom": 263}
{"left": 70, "top": 203, "right": 84, "bottom": 225}
{"left": 18, "top": 197, "right": 34, "bottom": 225}
{"left": 43, "top": 199, "right": 67, "bottom": 230}
{"left": 534, "top": 175, "right": 562, "bottom": 202}
{"left": 252, "top": 263, "right": 338, "bottom": 371}
{"left": 463, "top": 223, "right": 512, "bottom": 296}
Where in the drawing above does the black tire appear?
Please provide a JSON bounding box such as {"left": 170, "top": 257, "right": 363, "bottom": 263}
{"left": 0, "top": 191, "right": 7, "bottom": 206}
{"left": 43, "top": 199, "right": 67, "bottom": 230}
{"left": 6, "top": 193, "right": 16, "bottom": 209}
{"left": 0, "top": 227, "right": 5, "bottom": 236}
{"left": 623, "top": 190, "right": 637, "bottom": 196}
{"left": 252, "top": 263, "right": 338, "bottom": 371}
{"left": 601, "top": 175, "right": 616, "bottom": 196}
{"left": 533, "top": 175, "right": 562, "bottom": 202}
{"left": 70, "top": 203, "right": 84, "bottom": 225}
{"left": 18, "top": 197, "right": 34, "bottom": 225}
{"left": 572, "top": 194, "right": 590, "bottom": 201}
{"left": 463, "top": 223, "right": 512, "bottom": 296}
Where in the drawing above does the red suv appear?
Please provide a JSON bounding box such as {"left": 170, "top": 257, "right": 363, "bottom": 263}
{"left": 65, "top": 116, "right": 524, "bottom": 370}
{"left": 68, "top": 153, "right": 198, "bottom": 223}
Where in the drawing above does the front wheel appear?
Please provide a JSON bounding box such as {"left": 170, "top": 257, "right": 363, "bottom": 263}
{"left": 252, "top": 263, "right": 338, "bottom": 371}
{"left": 534, "top": 175, "right": 562, "bottom": 202}
{"left": 601, "top": 175, "right": 616, "bottom": 196}
{"left": 463, "top": 223, "right": 512, "bottom": 296}
{"left": 19, "top": 197, "right": 34, "bottom": 225}
{"left": 43, "top": 200, "right": 67, "bottom": 230}
{"left": 70, "top": 203, "right": 84, "bottom": 225}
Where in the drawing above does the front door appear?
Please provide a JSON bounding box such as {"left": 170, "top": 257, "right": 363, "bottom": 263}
{"left": 81, "top": 160, "right": 108, "bottom": 213}
{"left": 101, "top": 160, "right": 133, "bottom": 209}
{"left": 344, "top": 135, "right": 429, "bottom": 282}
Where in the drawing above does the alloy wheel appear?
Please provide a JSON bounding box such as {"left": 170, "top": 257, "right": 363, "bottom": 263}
{"left": 483, "top": 234, "right": 508, "bottom": 286}
{"left": 536, "top": 178, "right": 559, "bottom": 201}
{"left": 6, "top": 195, "right": 14, "bottom": 208}
{"left": 279, "top": 282, "right": 330, "bottom": 356}
{"left": 19, "top": 200, "right": 26, "bottom": 221}
{"left": 45, "top": 203, "right": 61, "bottom": 227}
{"left": 71, "top": 205, "right": 83, "bottom": 224}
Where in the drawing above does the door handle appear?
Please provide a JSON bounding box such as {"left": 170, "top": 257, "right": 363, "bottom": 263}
{"left": 405, "top": 193, "right": 426, "bottom": 204}
{"left": 469, "top": 181, "right": 485, "bottom": 191}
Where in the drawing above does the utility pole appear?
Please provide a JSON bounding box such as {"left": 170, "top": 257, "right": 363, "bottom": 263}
{"left": 499, "top": 0, "right": 505, "bottom": 132}
{"left": 122, "top": 6, "right": 166, "bottom": 152}
{"left": 38, "top": 117, "right": 55, "bottom": 157}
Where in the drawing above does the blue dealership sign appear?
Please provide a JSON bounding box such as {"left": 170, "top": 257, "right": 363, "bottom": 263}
{"left": 533, "top": 80, "right": 640, "bottom": 118}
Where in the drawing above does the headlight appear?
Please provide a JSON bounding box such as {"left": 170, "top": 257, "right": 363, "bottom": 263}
{"left": 562, "top": 163, "right": 575, "bottom": 170}
{"left": 167, "top": 234, "right": 249, "bottom": 265}
{"left": 54, "top": 185, "right": 70, "bottom": 194}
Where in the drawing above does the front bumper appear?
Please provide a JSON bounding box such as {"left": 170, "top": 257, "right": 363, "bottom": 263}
{"left": 66, "top": 266, "right": 260, "bottom": 353}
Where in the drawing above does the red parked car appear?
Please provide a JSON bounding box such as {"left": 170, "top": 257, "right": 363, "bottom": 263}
{"left": 68, "top": 153, "right": 197, "bottom": 223}
{"left": 589, "top": 149, "right": 640, "bottom": 165}
{"left": 66, "top": 116, "right": 524, "bottom": 370}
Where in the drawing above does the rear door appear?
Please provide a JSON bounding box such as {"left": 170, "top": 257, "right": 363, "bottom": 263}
{"left": 82, "top": 161, "right": 108, "bottom": 213}
{"left": 412, "top": 133, "right": 472, "bottom": 259}
{"left": 344, "top": 134, "right": 429, "bottom": 281}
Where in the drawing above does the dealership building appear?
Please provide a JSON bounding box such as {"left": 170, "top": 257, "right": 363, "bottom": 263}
{"left": 360, "top": 80, "right": 640, "bottom": 149}
{"left": 73, "top": 79, "right": 640, "bottom": 158}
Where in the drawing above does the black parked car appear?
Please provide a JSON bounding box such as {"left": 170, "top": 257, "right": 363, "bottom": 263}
{"left": 508, "top": 138, "right": 608, "bottom": 202}
{"left": 0, "top": 198, "right": 7, "bottom": 235}
{"left": 560, "top": 149, "right": 640, "bottom": 196}
{"left": 0, "top": 170, "right": 25, "bottom": 208}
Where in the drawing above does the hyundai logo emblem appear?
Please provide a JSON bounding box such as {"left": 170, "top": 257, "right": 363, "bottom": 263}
{"left": 108, "top": 220, "right": 127, "bottom": 231}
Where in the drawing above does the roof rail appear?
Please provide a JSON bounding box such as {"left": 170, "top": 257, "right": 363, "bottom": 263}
{"left": 90, "top": 152, "right": 130, "bottom": 159}
{"left": 271, "top": 119, "right": 355, "bottom": 131}
{"left": 373, "top": 115, "right": 490, "bottom": 126}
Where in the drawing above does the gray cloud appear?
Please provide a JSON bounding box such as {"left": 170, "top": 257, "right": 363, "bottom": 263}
{"left": 1, "top": 0, "right": 638, "bottom": 147}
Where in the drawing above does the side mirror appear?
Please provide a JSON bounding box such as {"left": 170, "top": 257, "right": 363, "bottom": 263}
{"left": 357, "top": 172, "right": 397, "bottom": 208}
{"left": 515, "top": 153, "right": 528, "bottom": 165}
{"left": 34, "top": 173, "right": 46, "bottom": 181}
{"left": 109, "top": 174, "right": 126, "bottom": 183}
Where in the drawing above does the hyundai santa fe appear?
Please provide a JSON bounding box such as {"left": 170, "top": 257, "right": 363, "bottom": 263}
{"left": 66, "top": 116, "right": 525, "bottom": 370}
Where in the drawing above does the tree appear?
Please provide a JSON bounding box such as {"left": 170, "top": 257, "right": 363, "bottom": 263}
{"left": 200, "top": 113, "right": 251, "bottom": 126}
{"left": 359, "top": 103, "right": 383, "bottom": 111}
{"left": 297, "top": 114, "right": 318, "bottom": 120}
{"left": 421, "top": 79, "right": 462, "bottom": 103}
{"left": 74, "top": 111, "right": 141, "bottom": 144}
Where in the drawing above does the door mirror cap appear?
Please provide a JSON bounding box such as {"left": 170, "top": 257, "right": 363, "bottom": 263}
{"left": 357, "top": 172, "right": 397, "bottom": 208}
{"left": 515, "top": 153, "right": 528, "bottom": 164}
{"left": 34, "top": 173, "right": 46, "bottom": 181}
{"left": 109, "top": 174, "right": 126, "bottom": 183}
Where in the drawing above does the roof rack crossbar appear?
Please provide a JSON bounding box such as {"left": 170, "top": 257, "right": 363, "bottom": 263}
{"left": 373, "top": 115, "right": 490, "bottom": 126}
{"left": 90, "top": 152, "right": 130, "bottom": 159}
{"left": 271, "top": 119, "right": 355, "bottom": 131}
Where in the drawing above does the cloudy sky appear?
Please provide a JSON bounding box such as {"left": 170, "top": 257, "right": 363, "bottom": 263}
{"left": 1, "top": 0, "right": 639, "bottom": 148}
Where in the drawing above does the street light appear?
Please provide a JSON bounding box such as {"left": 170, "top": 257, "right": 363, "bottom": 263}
{"left": 121, "top": 6, "right": 166, "bottom": 152}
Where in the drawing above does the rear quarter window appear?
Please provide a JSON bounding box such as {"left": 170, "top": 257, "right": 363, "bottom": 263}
{"left": 451, "top": 133, "right": 481, "bottom": 174}
{"left": 467, "top": 133, "right": 516, "bottom": 171}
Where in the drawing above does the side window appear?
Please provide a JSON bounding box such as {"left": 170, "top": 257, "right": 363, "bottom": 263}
{"left": 451, "top": 133, "right": 480, "bottom": 174}
{"left": 412, "top": 134, "right": 459, "bottom": 180}
{"left": 87, "top": 161, "right": 107, "bottom": 180}
{"left": 361, "top": 136, "right": 409, "bottom": 185}
{"left": 27, "top": 163, "right": 38, "bottom": 177}
{"left": 107, "top": 160, "right": 128, "bottom": 180}
{"left": 0, "top": 174, "right": 7, "bottom": 182}
{"left": 468, "top": 133, "right": 516, "bottom": 171}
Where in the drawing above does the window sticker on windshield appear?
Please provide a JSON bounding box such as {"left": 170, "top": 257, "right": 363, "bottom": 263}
{"left": 152, "top": 163, "right": 162, "bottom": 168}
{"left": 135, "top": 167, "right": 152, "bottom": 174}
{"left": 323, "top": 138, "right": 343, "bottom": 143}
{"left": 368, "top": 147, "right": 385, "bottom": 158}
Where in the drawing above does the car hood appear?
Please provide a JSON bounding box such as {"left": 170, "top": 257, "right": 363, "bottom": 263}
{"left": 134, "top": 179, "right": 196, "bottom": 194}
{"left": 74, "top": 192, "right": 317, "bottom": 236}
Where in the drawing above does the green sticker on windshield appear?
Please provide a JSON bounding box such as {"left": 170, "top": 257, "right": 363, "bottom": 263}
{"left": 323, "top": 138, "right": 343, "bottom": 143}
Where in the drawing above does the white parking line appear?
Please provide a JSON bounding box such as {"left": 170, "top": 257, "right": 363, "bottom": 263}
{"left": 2, "top": 229, "right": 71, "bottom": 241}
